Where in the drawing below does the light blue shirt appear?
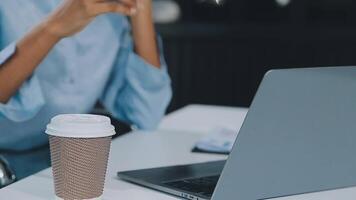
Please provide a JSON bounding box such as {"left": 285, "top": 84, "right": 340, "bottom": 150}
{"left": 0, "top": 0, "right": 172, "bottom": 151}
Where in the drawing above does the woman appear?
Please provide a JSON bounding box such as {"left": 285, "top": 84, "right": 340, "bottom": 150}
{"left": 0, "top": 0, "right": 172, "bottom": 184}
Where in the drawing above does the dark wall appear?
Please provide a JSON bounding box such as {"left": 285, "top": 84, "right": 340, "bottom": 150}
{"left": 157, "top": 0, "right": 356, "bottom": 111}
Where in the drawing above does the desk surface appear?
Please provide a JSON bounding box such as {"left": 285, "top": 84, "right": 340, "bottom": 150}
{"left": 1, "top": 104, "right": 356, "bottom": 199}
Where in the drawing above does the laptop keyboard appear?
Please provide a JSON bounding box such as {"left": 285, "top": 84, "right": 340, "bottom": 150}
{"left": 163, "top": 175, "right": 220, "bottom": 198}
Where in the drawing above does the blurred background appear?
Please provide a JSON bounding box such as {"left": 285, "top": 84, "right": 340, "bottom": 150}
{"left": 153, "top": 0, "right": 356, "bottom": 111}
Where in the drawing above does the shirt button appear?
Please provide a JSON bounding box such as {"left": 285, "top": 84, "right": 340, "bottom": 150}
{"left": 68, "top": 78, "right": 75, "bottom": 84}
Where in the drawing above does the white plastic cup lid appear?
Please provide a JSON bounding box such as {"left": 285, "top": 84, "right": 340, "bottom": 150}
{"left": 46, "top": 114, "right": 116, "bottom": 138}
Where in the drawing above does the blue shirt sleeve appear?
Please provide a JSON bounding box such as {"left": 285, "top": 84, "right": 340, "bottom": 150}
{"left": 101, "top": 20, "right": 172, "bottom": 130}
{"left": 0, "top": 43, "right": 45, "bottom": 122}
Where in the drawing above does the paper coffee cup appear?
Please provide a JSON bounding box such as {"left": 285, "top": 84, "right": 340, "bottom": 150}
{"left": 46, "top": 114, "right": 116, "bottom": 200}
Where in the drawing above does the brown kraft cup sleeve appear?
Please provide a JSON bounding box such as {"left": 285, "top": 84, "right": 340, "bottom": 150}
{"left": 49, "top": 136, "right": 112, "bottom": 200}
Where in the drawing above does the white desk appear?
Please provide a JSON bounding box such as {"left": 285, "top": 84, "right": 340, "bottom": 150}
{"left": 159, "top": 104, "right": 248, "bottom": 134}
{"left": 1, "top": 104, "right": 356, "bottom": 200}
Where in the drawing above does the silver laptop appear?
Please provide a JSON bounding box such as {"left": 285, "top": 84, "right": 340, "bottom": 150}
{"left": 118, "top": 67, "right": 356, "bottom": 200}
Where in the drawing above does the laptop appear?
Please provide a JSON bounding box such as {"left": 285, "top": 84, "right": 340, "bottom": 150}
{"left": 118, "top": 67, "right": 356, "bottom": 200}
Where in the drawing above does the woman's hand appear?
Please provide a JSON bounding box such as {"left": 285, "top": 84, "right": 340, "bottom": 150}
{"left": 44, "top": 0, "right": 138, "bottom": 39}
{"left": 130, "top": 0, "right": 161, "bottom": 67}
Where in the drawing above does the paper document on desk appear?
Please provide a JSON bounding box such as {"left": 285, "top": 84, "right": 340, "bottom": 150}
{"left": 193, "top": 127, "right": 238, "bottom": 154}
